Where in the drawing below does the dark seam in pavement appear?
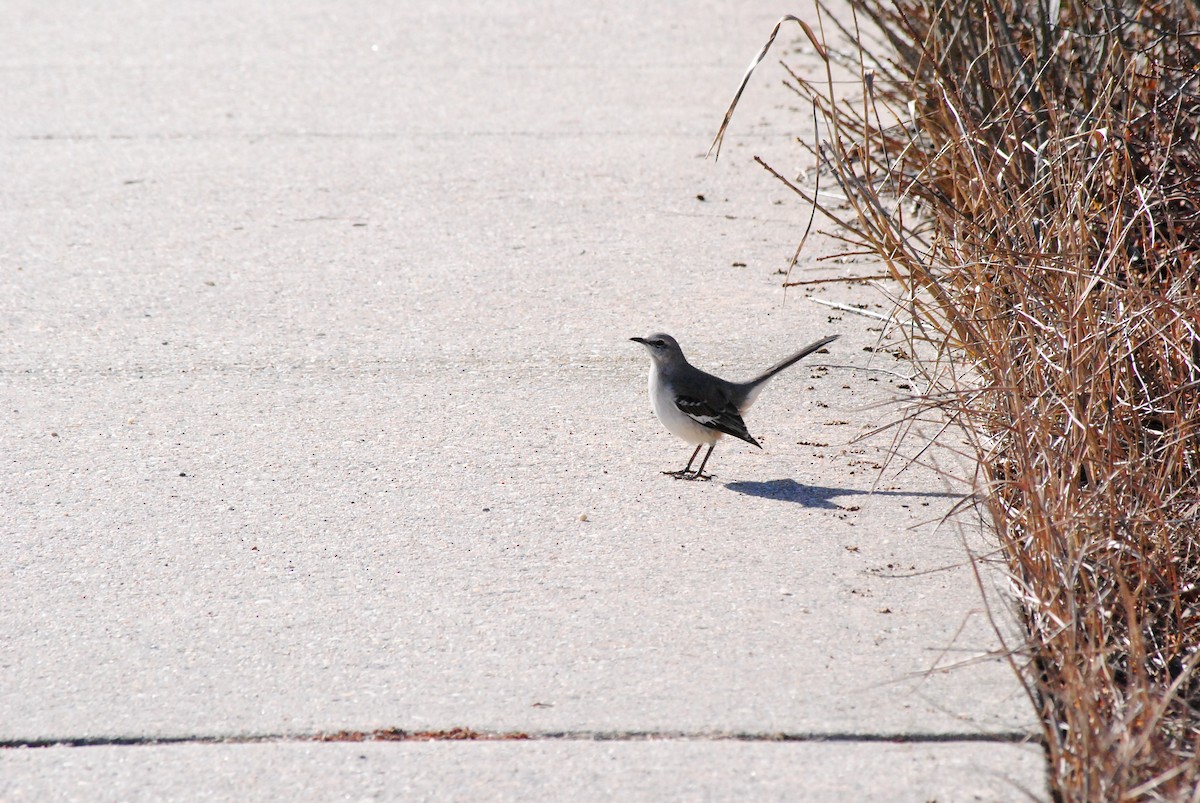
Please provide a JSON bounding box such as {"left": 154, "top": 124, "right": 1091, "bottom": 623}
{"left": 0, "top": 730, "right": 1042, "bottom": 749}
{"left": 10, "top": 131, "right": 716, "bottom": 142}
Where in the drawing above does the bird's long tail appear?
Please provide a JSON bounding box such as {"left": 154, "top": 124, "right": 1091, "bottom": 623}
{"left": 750, "top": 334, "right": 839, "bottom": 386}
{"left": 735, "top": 334, "right": 839, "bottom": 412}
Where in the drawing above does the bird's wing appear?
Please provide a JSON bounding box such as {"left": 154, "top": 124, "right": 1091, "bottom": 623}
{"left": 674, "top": 395, "right": 761, "bottom": 447}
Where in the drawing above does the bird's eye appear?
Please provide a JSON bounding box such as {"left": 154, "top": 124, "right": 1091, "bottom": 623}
{"left": 652, "top": 340, "right": 664, "bottom": 347}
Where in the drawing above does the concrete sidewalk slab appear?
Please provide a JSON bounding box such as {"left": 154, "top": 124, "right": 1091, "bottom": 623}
{"left": 1, "top": 0, "right": 1046, "bottom": 798}
{"left": 2, "top": 741, "right": 1047, "bottom": 802}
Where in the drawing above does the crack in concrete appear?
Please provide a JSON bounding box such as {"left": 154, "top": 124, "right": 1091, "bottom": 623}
{"left": 1, "top": 729, "right": 1041, "bottom": 749}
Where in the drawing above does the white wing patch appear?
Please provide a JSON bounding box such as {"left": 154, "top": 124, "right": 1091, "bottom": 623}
{"left": 674, "top": 395, "right": 760, "bottom": 447}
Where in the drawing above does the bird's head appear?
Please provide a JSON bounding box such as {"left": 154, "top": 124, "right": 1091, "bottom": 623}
{"left": 630, "top": 333, "right": 684, "bottom": 364}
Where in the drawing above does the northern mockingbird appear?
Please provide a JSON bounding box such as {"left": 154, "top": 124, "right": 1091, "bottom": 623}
{"left": 631, "top": 333, "right": 839, "bottom": 480}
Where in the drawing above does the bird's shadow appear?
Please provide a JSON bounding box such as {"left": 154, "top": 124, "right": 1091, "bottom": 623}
{"left": 724, "top": 478, "right": 967, "bottom": 510}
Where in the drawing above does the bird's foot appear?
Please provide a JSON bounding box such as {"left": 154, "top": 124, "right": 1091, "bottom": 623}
{"left": 663, "top": 470, "right": 714, "bottom": 481}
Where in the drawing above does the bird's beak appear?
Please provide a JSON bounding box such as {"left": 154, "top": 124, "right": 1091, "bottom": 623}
{"left": 630, "top": 337, "right": 646, "bottom": 344}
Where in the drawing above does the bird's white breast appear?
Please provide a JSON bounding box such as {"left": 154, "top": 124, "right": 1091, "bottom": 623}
{"left": 648, "top": 365, "right": 721, "bottom": 446}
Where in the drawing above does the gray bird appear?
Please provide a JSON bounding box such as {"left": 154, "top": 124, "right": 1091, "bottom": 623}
{"left": 630, "top": 333, "right": 839, "bottom": 479}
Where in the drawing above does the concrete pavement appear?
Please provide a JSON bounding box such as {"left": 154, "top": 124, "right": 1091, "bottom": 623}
{"left": 1, "top": 0, "right": 1046, "bottom": 799}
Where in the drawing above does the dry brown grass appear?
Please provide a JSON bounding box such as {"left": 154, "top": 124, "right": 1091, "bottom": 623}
{"left": 715, "top": 2, "right": 1200, "bottom": 799}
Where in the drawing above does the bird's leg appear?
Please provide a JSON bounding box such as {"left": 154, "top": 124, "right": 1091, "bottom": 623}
{"left": 690, "top": 444, "right": 716, "bottom": 480}
{"left": 664, "top": 444, "right": 704, "bottom": 479}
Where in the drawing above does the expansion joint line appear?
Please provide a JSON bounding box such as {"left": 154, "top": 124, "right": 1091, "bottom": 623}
{"left": 1, "top": 729, "right": 1041, "bottom": 749}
